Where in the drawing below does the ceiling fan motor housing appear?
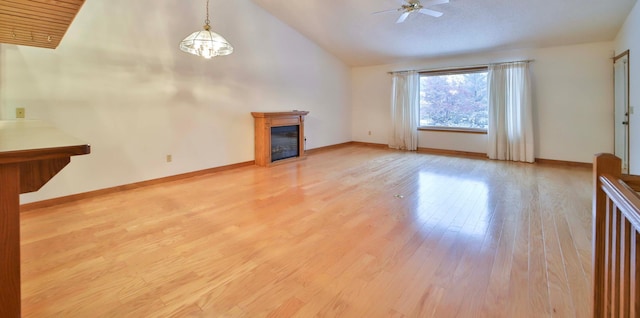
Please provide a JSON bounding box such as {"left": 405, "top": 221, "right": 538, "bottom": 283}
{"left": 401, "top": 3, "right": 423, "bottom": 12}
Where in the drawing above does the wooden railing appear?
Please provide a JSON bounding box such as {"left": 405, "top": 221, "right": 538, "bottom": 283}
{"left": 593, "top": 153, "right": 640, "bottom": 317}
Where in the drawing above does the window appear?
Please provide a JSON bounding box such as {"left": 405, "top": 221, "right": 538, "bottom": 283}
{"left": 419, "top": 67, "right": 488, "bottom": 132}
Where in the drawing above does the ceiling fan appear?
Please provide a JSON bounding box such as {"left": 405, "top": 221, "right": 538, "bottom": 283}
{"left": 374, "top": 0, "right": 450, "bottom": 23}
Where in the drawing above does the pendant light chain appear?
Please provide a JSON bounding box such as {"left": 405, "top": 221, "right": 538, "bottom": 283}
{"left": 205, "top": 0, "right": 210, "bottom": 26}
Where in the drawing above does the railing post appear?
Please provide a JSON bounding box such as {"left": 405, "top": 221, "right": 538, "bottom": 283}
{"left": 593, "top": 153, "right": 622, "bottom": 317}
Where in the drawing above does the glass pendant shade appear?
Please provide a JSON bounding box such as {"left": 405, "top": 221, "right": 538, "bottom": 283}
{"left": 179, "top": 24, "right": 233, "bottom": 58}
{"left": 179, "top": 0, "right": 233, "bottom": 59}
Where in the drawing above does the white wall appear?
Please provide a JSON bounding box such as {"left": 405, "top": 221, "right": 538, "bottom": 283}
{"left": 615, "top": 1, "right": 640, "bottom": 174}
{"left": 0, "top": 0, "right": 351, "bottom": 203}
{"left": 352, "top": 42, "right": 614, "bottom": 163}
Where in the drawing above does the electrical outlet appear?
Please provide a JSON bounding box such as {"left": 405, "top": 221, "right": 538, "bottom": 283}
{"left": 16, "top": 108, "right": 25, "bottom": 118}
{"left": 166, "top": 154, "right": 172, "bottom": 163}
{"left": 368, "top": 131, "right": 372, "bottom": 136}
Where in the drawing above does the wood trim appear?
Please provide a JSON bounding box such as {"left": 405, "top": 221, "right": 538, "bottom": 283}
{"left": 355, "top": 144, "right": 592, "bottom": 168}
{"left": 535, "top": 158, "right": 592, "bottom": 169}
{"left": 614, "top": 50, "right": 630, "bottom": 63}
{"left": 250, "top": 111, "right": 309, "bottom": 118}
{"left": 417, "top": 147, "right": 488, "bottom": 159}
{"left": 418, "top": 127, "right": 488, "bottom": 134}
{"left": 613, "top": 50, "right": 631, "bottom": 172}
{"left": 417, "top": 148, "right": 593, "bottom": 168}
{"left": 305, "top": 142, "right": 353, "bottom": 155}
{"left": 20, "top": 160, "right": 255, "bottom": 212}
{"left": 349, "top": 141, "right": 388, "bottom": 149}
{"left": 0, "top": 144, "right": 89, "bottom": 164}
{"left": 418, "top": 66, "right": 488, "bottom": 76}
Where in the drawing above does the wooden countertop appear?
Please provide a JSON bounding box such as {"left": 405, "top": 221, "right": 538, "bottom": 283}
{"left": 0, "top": 120, "right": 91, "bottom": 164}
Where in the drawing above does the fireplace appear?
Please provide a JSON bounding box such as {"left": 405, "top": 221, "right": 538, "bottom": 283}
{"left": 251, "top": 111, "right": 309, "bottom": 167}
{"left": 271, "top": 125, "right": 299, "bottom": 162}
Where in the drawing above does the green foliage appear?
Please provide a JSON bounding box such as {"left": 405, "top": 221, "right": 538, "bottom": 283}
{"left": 419, "top": 72, "right": 488, "bottom": 129}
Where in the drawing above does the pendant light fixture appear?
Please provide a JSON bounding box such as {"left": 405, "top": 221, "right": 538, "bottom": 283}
{"left": 179, "top": 0, "right": 233, "bottom": 59}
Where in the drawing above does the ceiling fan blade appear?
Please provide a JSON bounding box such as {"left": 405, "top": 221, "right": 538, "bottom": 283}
{"left": 396, "top": 12, "right": 410, "bottom": 23}
{"left": 422, "top": 0, "right": 449, "bottom": 6}
{"left": 372, "top": 8, "right": 401, "bottom": 14}
{"left": 418, "top": 8, "right": 443, "bottom": 17}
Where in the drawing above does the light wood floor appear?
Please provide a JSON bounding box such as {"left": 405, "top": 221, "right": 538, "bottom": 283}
{"left": 20, "top": 145, "right": 593, "bottom": 317}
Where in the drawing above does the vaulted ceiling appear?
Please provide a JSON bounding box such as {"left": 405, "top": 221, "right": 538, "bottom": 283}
{"left": 250, "top": 0, "right": 638, "bottom": 66}
{"left": 0, "top": 0, "right": 85, "bottom": 49}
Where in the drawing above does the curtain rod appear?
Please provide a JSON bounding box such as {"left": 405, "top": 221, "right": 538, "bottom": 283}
{"left": 387, "top": 59, "right": 535, "bottom": 75}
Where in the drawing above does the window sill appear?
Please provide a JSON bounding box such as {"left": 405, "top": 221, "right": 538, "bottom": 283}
{"left": 418, "top": 127, "right": 488, "bottom": 134}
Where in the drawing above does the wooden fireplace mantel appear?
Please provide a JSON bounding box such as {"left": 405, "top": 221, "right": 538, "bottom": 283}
{"left": 251, "top": 111, "right": 309, "bottom": 167}
{"left": 0, "top": 120, "right": 90, "bottom": 317}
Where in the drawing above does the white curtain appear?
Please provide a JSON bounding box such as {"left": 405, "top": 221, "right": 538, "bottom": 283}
{"left": 389, "top": 71, "right": 419, "bottom": 151}
{"left": 487, "top": 62, "right": 534, "bottom": 162}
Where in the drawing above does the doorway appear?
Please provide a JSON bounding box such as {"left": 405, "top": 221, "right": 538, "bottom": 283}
{"left": 614, "top": 50, "right": 630, "bottom": 174}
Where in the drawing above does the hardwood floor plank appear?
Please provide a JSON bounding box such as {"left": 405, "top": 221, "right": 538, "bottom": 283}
{"left": 528, "top": 184, "right": 552, "bottom": 317}
{"left": 506, "top": 187, "right": 532, "bottom": 318}
{"left": 265, "top": 296, "right": 305, "bottom": 318}
{"left": 451, "top": 200, "right": 502, "bottom": 317}
{"left": 539, "top": 171, "right": 580, "bottom": 317}
{"left": 19, "top": 145, "right": 593, "bottom": 317}
{"left": 554, "top": 206, "right": 591, "bottom": 318}
{"left": 480, "top": 203, "right": 518, "bottom": 317}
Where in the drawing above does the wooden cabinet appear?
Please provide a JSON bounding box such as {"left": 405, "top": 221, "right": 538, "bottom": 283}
{"left": 251, "top": 111, "right": 309, "bottom": 167}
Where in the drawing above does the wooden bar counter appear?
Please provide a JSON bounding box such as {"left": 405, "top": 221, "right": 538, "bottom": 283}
{"left": 0, "top": 120, "right": 90, "bottom": 317}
